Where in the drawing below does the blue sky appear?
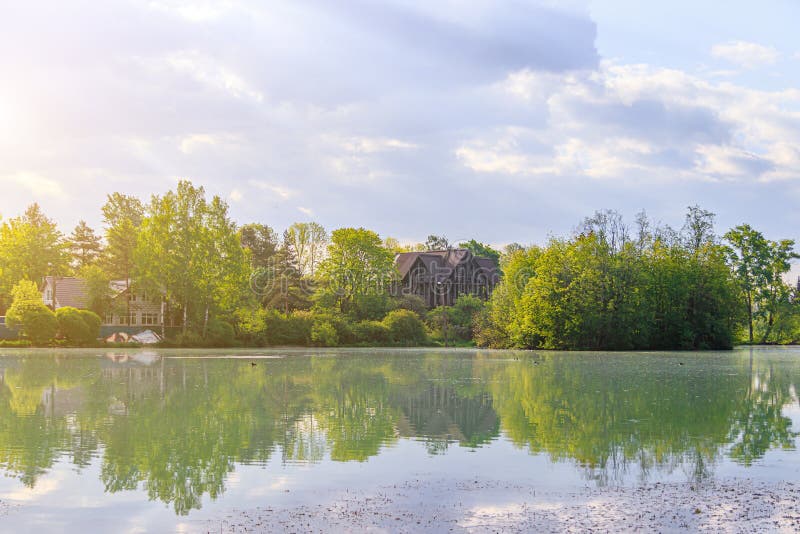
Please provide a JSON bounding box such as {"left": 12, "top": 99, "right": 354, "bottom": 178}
{"left": 0, "top": 0, "right": 799, "bottom": 250}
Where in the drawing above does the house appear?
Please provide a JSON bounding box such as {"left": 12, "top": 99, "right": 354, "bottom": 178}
{"left": 393, "top": 249, "right": 500, "bottom": 308}
{"left": 42, "top": 276, "right": 165, "bottom": 328}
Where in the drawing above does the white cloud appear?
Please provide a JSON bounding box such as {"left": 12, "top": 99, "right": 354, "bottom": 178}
{"left": 159, "top": 50, "right": 264, "bottom": 102}
{"left": 711, "top": 41, "right": 779, "bottom": 68}
{"left": 179, "top": 133, "right": 242, "bottom": 154}
{"left": 0, "top": 171, "right": 65, "bottom": 197}
{"left": 229, "top": 188, "right": 243, "bottom": 202}
{"left": 297, "top": 206, "right": 313, "bottom": 216}
{"left": 332, "top": 136, "right": 419, "bottom": 154}
{"left": 248, "top": 180, "right": 294, "bottom": 199}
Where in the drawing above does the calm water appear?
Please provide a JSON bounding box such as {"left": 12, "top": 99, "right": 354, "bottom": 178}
{"left": 0, "top": 347, "right": 799, "bottom": 532}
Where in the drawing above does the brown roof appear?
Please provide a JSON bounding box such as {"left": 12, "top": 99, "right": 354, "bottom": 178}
{"left": 44, "top": 276, "right": 89, "bottom": 309}
{"left": 395, "top": 249, "right": 498, "bottom": 282}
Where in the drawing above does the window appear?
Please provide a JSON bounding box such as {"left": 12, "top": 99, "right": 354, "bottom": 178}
{"left": 141, "top": 313, "right": 159, "bottom": 326}
{"left": 104, "top": 314, "right": 113, "bottom": 325}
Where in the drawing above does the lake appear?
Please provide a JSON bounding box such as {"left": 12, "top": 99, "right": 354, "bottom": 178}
{"left": 0, "top": 346, "right": 799, "bottom": 532}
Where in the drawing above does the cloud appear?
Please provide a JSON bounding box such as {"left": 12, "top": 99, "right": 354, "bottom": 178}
{"left": 248, "top": 180, "right": 294, "bottom": 200}
{"left": 1, "top": 0, "right": 800, "bottom": 246}
{"left": 711, "top": 41, "right": 779, "bottom": 68}
{"left": 158, "top": 50, "right": 264, "bottom": 102}
{"left": 0, "top": 172, "right": 64, "bottom": 197}
{"left": 229, "top": 188, "right": 243, "bottom": 202}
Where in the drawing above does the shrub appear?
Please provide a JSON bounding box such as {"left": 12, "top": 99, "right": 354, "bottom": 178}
{"left": 8, "top": 302, "right": 58, "bottom": 344}
{"left": 261, "top": 310, "right": 313, "bottom": 345}
{"left": 78, "top": 310, "right": 102, "bottom": 342}
{"left": 353, "top": 320, "right": 390, "bottom": 344}
{"left": 311, "top": 320, "right": 338, "bottom": 347}
{"left": 56, "top": 307, "right": 91, "bottom": 343}
{"left": 394, "top": 294, "right": 427, "bottom": 318}
{"left": 206, "top": 318, "right": 236, "bottom": 347}
{"left": 383, "top": 309, "right": 427, "bottom": 346}
{"left": 350, "top": 294, "right": 395, "bottom": 321}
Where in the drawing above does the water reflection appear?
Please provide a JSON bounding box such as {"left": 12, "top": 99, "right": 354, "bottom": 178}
{"left": 0, "top": 348, "right": 798, "bottom": 515}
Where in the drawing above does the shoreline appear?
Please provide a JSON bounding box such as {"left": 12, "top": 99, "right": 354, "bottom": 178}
{"left": 198, "top": 478, "right": 800, "bottom": 533}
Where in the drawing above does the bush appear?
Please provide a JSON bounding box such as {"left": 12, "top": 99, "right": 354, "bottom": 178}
{"left": 353, "top": 320, "right": 391, "bottom": 344}
{"left": 7, "top": 300, "right": 58, "bottom": 345}
{"left": 56, "top": 307, "right": 91, "bottom": 343}
{"left": 206, "top": 318, "right": 236, "bottom": 347}
{"left": 79, "top": 310, "right": 102, "bottom": 341}
{"left": 383, "top": 309, "right": 427, "bottom": 346}
{"left": 311, "top": 320, "right": 339, "bottom": 346}
{"left": 349, "top": 294, "right": 395, "bottom": 321}
{"left": 261, "top": 310, "right": 313, "bottom": 345}
{"left": 394, "top": 294, "right": 428, "bottom": 318}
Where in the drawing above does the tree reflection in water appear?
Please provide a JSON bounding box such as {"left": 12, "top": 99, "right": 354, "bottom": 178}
{"left": 0, "top": 349, "right": 797, "bottom": 514}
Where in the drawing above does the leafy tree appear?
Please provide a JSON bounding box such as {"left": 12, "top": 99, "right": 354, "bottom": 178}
{"left": 136, "top": 181, "right": 249, "bottom": 335}
{"left": 424, "top": 234, "right": 450, "bottom": 251}
{"left": 67, "top": 220, "right": 102, "bottom": 270}
{"left": 238, "top": 223, "right": 278, "bottom": 269}
{"left": 0, "top": 204, "right": 67, "bottom": 309}
{"left": 317, "top": 228, "right": 396, "bottom": 314}
{"left": 682, "top": 205, "right": 716, "bottom": 253}
{"left": 78, "top": 264, "right": 113, "bottom": 317}
{"left": 458, "top": 239, "right": 500, "bottom": 264}
{"left": 724, "top": 225, "right": 771, "bottom": 344}
{"left": 10, "top": 280, "right": 41, "bottom": 303}
{"left": 101, "top": 193, "right": 144, "bottom": 321}
{"left": 6, "top": 281, "right": 58, "bottom": 344}
{"left": 285, "top": 222, "right": 328, "bottom": 276}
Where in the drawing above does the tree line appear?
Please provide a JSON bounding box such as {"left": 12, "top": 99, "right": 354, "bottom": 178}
{"left": 476, "top": 207, "right": 799, "bottom": 349}
{"left": 0, "top": 180, "right": 495, "bottom": 347}
{"left": 0, "top": 182, "right": 797, "bottom": 348}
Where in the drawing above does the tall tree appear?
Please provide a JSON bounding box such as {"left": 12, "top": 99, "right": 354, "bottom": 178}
{"left": 318, "top": 227, "right": 396, "bottom": 313}
{"left": 458, "top": 239, "right": 501, "bottom": 264}
{"left": 101, "top": 193, "right": 144, "bottom": 320}
{"left": 285, "top": 222, "right": 328, "bottom": 276}
{"left": 68, "top": 220, "right": 103, "bottom": 270}
{"left": 0, "top": 204, "right": 67, "bottom": 309}
{"left": 682, "top": 205, "right": 716, "bottom": 253}
{"left": 425, "top": 234, "right": 449, "bottom": 251}
{"left": 239, "top": 223, "right": 278, "bottom": 269}
{"left": 724, "top": 225, "right": 770, "bottom": 344}
{"left": 137, "top": 181, "right": 248, "bottom": 335}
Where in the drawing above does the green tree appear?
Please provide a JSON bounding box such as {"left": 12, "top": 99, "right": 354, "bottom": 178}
{"left": 458, "top": 239, "right": 501, "bottom": 264}
{"left": 724, "top": 225, "right": 771, "bottom": 344}
{"left": 0, "top": 204, "right": 67, "bottom": 309}
{"left": 238, "top": 223, "right": 278, "bottom": 269}
{"left": 317, "top": 228, "right": 396, "bottom": 314}
{"left": 285, "top": 222, "right": 328, "bottom": 276}
{"left": 6, "top": 281, "right": 58, "bottom": 344}
{"left": 136, "top": 181, "right": 249, "bottom": 336}
{"left": 67, "top": 220, "right": 102, "bottom": 270}
{"left": 424, "top": 234, "right": 449, "bottom": 251}
{"left": 101, "top": 193, "right": 145, "bottom": 321}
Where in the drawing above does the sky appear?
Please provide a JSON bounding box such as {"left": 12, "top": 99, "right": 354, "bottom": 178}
{"left": 1, "top": 0, "right": 799, "bottom": 249}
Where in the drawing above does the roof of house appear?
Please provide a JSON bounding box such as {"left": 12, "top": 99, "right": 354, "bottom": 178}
{"left": 44, "top": 276, "right": 89, "bottom": 309}
{"left": 394, "top": 249, "right": 498, "bottom": 282}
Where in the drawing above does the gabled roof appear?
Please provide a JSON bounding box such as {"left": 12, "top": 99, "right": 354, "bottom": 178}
{"left": 394, "top": 249, "right": 498, "bottom": 282}
{"left": 43, "top": 276, "right": 88, "bottom": 309}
